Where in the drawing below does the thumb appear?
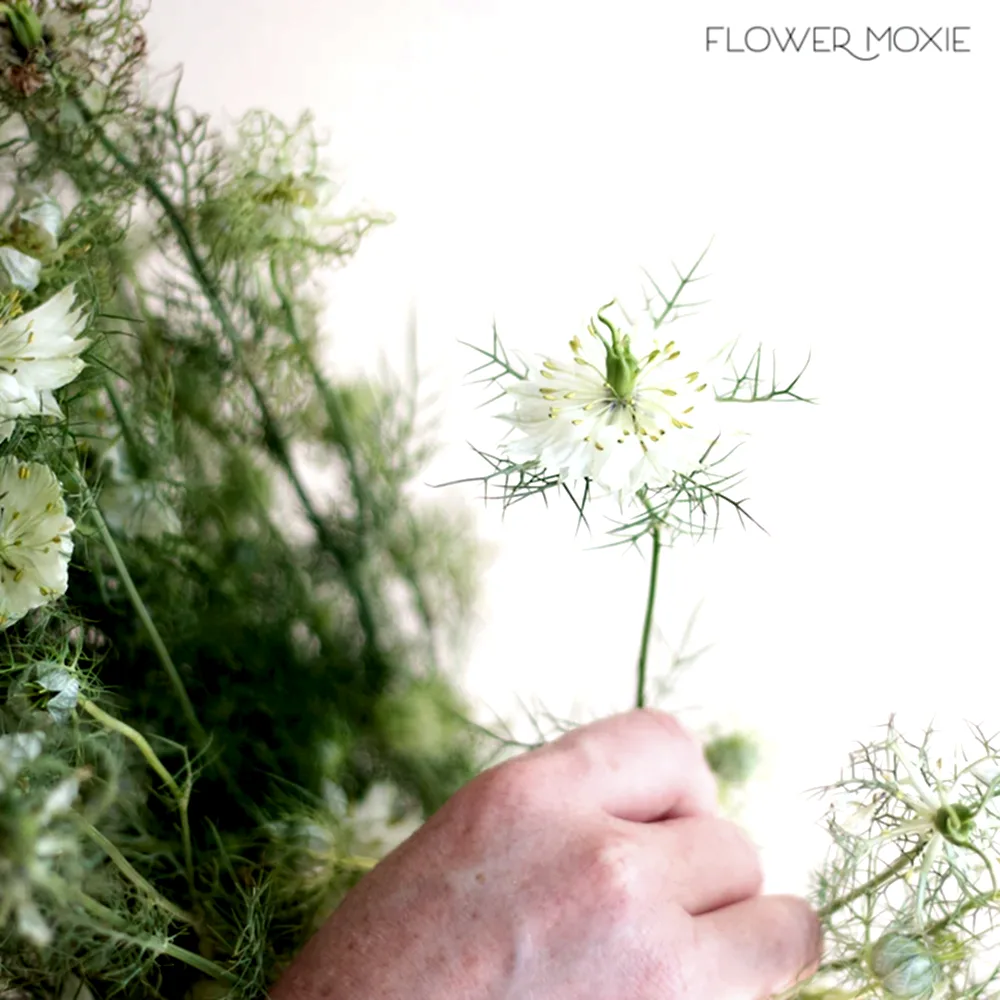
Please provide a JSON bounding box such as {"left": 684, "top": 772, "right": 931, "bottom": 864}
{"left": 691, "top": 894, "right": 822, "bottom": 999}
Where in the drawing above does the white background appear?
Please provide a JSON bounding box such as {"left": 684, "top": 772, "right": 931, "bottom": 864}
{"left": 146, "top": 1, "right": 1000, "bottom": 893}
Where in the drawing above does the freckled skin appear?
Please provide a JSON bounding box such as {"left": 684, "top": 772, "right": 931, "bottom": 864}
{"left": 271, "top": 710, "right": 821, "bottom": 1000}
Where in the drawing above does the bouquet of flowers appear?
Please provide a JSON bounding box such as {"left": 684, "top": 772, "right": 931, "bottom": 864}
{"left": 2, "top": 3, "right": 998, "bottom": 999}
{"left": 1, "top": 2, "right": 483, "bottom": 996}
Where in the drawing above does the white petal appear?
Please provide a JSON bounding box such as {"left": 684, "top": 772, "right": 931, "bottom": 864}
{"left": 17, "top": 899, "right": 53, "bottom": 947}
{"left": 893, "top": 740, "right": 943, "bottom": 812}
{"left": 39, "top": 775, "right": 80, "bottom": 823}
{"left": 0, "top": 459, "right": 74, "bottom": 626}
{"left": 0, "top": 246, "right": 42, "bottom": 291}
{"left": 0, "top": 730, "right": 46, "bottom": 787}
{"left": 19, "top": 195, "right": 63, "bottom": 251}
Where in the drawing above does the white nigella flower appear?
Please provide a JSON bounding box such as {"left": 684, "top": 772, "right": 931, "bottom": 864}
{"left": 500, "top": 308, "right": 723, "bottom": 496}
{"left": 843, "top": 734, "right": 1000, "bottom": 928}
{"left": 0, "top": 459, "right": 75, "bottom": 627}
{"left": 0, "top": 284, "right": 90, "bottom": 442}
{"left": 259, "top": 172, "right": 329, "bottom": 239}
{"left": 0, "top": 245, "right": 42, "bottom": 291}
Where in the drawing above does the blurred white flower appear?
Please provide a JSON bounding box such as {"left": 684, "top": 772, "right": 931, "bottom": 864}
{"left": 101, "top": 479, "right": 182, "bottom": 540}
{"left": 0, "top": 730, "right": 80, "bottom": 949}
{"left": 99, "top": 443, "right": 182, "bottom": 541}
{"left": 59, "top": 975, "right": 96, "bottom": 1000}
{"left": 501, "top": 309, "right": 722, "bottom": 496}
{"left": 0, "top": 246, "right": 42, "bottom": 291}
{"left": 16, "top": 191, "right": 63, "bottom": 252}
{"left": 326, "top": 779, "right": 423, "bottom": 855}
{"left": 0, "top": 284, "right": 90, "bottom": 441}
{"left": 0, "top": 459, "right": 75, "bottom": 627}
{"left": 0, "top": 730, "right": 45, "bottom": 790}
{"left": 3, "top": 773, "right": 81, "bottom": 948}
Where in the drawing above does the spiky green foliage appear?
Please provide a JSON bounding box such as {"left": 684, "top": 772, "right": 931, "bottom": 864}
{"left": 0, "top": 2, "right": 482, "bottom": 996}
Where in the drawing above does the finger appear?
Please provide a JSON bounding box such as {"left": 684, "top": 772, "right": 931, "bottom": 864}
{"left": 635, "top": 815, "right": 763, "bottom": 915}
{"left": 691, "top": 894, "right": 822, "bottom": 1000}
{"left": 537, "top": 709, "right": 719, "bottom": 822}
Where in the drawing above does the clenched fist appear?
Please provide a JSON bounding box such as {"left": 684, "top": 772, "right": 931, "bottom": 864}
{"left": 271, "top": 709, "right": 821, "bottom": 999}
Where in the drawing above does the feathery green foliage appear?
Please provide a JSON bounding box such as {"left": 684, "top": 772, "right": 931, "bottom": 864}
{"left": 0, "top": 2, "right": 482, "bottom": 995}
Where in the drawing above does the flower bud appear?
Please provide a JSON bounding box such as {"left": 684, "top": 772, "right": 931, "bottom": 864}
{"left": 704, "top": 732, "right": 760, "bottom": 786}
{"left": 2, "top": 1, "right": 44, "bottom": 52}
{"left": 934, "top": 801, "right": 975, "bottom": 845}
{"left": 870, "top": 932, "right": 940, "bottom": 998}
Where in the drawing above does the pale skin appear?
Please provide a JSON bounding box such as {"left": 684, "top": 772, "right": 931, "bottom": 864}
{"left": 271, "top": 709, "right": 822, "bottom": 1000}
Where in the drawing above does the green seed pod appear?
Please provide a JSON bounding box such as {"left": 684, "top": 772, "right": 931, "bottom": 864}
{"left": 870, "top": 932, "right": 940, "bottom": 999}
{"left": 704, "top": 732, "right": 760, "bottom": 786}
{"left": 934, "top": 802, "right": 975, "bottom": 845}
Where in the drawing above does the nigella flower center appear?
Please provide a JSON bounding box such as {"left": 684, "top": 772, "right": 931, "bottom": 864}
{"left": 934, "top": 802, "right": 975, "bottom": 844}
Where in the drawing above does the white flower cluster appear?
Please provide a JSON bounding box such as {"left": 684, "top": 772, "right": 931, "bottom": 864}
{"left": 0, "top": 284, "right": 90, "bottom": 442}
{"left": 0, "top": 190, "right": 91, "bottom": 626}
{"left": 0, "top": 459, "right": 76, "bottom": 626}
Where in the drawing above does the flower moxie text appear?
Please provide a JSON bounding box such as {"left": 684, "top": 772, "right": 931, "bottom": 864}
{"left": 705, "top": 26, "right": 971, "bottom": 61}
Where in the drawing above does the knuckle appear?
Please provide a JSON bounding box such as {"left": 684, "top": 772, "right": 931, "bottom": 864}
{"left": 583, "top": 832, "right": 645, "bottom": 913}
{"left": 638, "top": 708, "right": 699, "bottom": 748}
{"left": 454, "top": 755, "right": 546, "bottom": 828}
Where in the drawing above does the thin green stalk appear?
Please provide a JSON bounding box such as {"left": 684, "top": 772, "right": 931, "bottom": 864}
{"left": 926, "top": 887, "right": 1000, "bottom": 937}
{"left": 101, "top": 372, "right": 149, "bottom": 478}
{"left": 81, "top": 822, "right": 197, "bottom": 928}
{"left": 74, "top": 96, "right": 387, "bottom": 689}
{"left": 270, "top": 262, "right": 443, "bottom": 659}
{"left": 817, "top": 843, "right": 927, "bottom": 920}
{"left": 76, "top": 472, "right": 206, "bottom": 749}
{"left": 64, "top": 887, "right": 236, "bottom": 985}
{"left": 635, "top": 527, "right": 662, "bottom": 709}
{"left": 269, "top": 259, "right": 371, "bottom": 524}
{"left": 81, "top": 698, "right": 195, "bottom": 893}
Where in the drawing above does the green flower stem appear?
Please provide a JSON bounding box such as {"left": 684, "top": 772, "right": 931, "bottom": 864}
{"left": 64, "top": 887, "right": 236, "bottom": 985}
{"left": 74, "top": 95, "right": 387, "bottom": 691}
{"left": 269, "top": 259, "right": 371, "bottom": 524}
{"left": 76, "top": 474, "right": 206, "bottom": 750}
{"left": 80, "top": 697, "right": 195, "bottom": 893}
{"left": 926, "top": 886, "right": 1000, "bottom": 937}
{"left": 81, "top": 822, "right": 197, "bottom": 928}
{"left": 817, "top": 843, "right": 927, "bottom": 920}
{"left": 339, "top": 855, "right": 379, "bottom": 871}
{"left": 101, "top": 371, "right": 149, "bottom": 477}
{"left": 635, "top": 525, "right": 662, "bottom": 709}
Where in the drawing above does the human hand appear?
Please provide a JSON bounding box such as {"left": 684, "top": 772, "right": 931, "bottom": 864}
{"left": 270, "top": 709, "right": 821, "bottom": 999}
